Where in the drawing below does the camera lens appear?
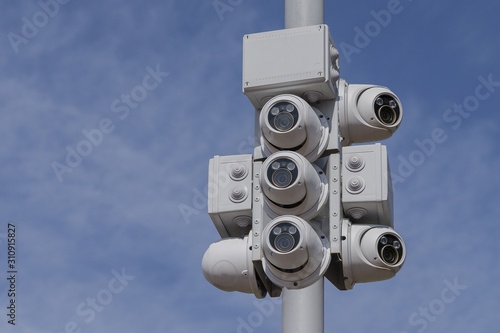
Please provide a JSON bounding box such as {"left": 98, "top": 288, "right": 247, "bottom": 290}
{"left": 267, "top": 158, "right": 298, "bottom": 189}
{"left": 381, "top": 245, "right": 399, "bottom": 265}
{"left": 272, "top": 169, "right": 293, "bottom": 188}
{"left": 374, "top": 94, "right": 400, "bottom": 125}
{"left": 377, "top": 106, "right": 397, "bottom": 125}
{"left": 269, "top": 222, "right": 301, "bottom": 253}
{"left": 268, "top": 101, "right": 299, "bottom": 132}
{"left": 274, "top": 112, "right": 295, "bottom": 131}
{"left": 274, "top": 233, "right": 295, "bottom": 253}
{"left": 377, "top": 233, "right": 404, "bottom": 265}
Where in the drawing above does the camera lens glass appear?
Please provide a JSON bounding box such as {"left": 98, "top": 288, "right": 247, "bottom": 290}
{"left": 267, "top": 158, "right": 298, "bottom": 188}
{"left": 268, "top": 101, "right": 299, "bottom": 132}
{"left": 275, "top": 112, "right": 294, "bottom": 131}
{"left": 374, "top": 94, "right": 400, "bottom": 125}
{"left": 377, "top": 234, "right": 404, "bottom": 265}
{"left": 381, "top": 245, "right": 399, "bottom": 264}
{"left": 269, "top": 222, "right": 300, "bottom": 253}
{"left": 272, "top": 169, "right": 293, "bottom": 188}
{"left": 378, "top": 106, "right": 397, "bottom": 124}
{"left": 275, "top": 234, "right": 295, "bottom": 252}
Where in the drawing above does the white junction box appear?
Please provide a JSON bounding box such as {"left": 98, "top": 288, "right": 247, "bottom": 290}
{"left": 208, "top": 154, "right": 253, "bottom": 238}
{"left": 243, "top": 24, "right": 339, "bottom": 109}
{"left": 341, "top": 144, "right": 394, "bottom": 227}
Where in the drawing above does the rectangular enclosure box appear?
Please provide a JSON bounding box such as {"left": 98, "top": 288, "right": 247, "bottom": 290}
{"left": 341, "top": 144, "right": 394, "bottom": 227}
{"left": 243, "top": 24, "right": 338, "bottom": 109}
{"left": 208, "top": 154, "right": 253, "bottom": 238}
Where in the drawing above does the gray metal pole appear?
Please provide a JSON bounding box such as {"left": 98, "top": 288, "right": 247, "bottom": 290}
{"left": 285, "top": 0, "right": 324, "bottom": 29}
{"left": 282, "top": 1, "right": 326, "bottom": 333}
{"left": 282, "top": 279, "right": 325, "bottom": 333}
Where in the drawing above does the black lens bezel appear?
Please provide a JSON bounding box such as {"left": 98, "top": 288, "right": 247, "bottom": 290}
{"left": 269, "top": 222, "right": 300, "bottom": 253}
{"left": 374, "top": 94, "right": 400, "bottom": 125}
{"left": 377, "top": 234, "right": 403, "bottom": 265}
{"left": 267, "top": 158, "right": 298, "bottom": 188}
{"left": 268, "top": 101, "right": 299, "bottom": 132}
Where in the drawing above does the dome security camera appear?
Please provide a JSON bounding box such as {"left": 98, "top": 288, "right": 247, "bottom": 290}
{"left": 338, "top": 79, "right": 403, "bottom": 145}
{"left": 259, "top": 94, "right": 329, "bottom": 162}
{"left": 260, "top": 151, "right": 328, "bottom": 220}
{"left": 341, "top": 220, "right": 406, "bottom": 289}
{"left": 262, "top": 216, "right": 330, "bottom": 289}
{"left": 202, "top": 236, "right": 266, "bottom": 298}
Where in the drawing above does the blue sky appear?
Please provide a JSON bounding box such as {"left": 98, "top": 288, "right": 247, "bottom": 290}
{"left": 0, "top": 0, "right": 499, "bottom": 332}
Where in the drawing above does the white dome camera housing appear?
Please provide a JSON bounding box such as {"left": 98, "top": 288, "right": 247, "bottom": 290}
{"left": 262, "top": 216, "right": 330, "bottom": 289}
{"left": 259, "top": 94, "right": 329, "bottom": 162}
{"left": 260, "top": 151, "right": 328, "bottom": 220}
{"left": 341, "top": 220, "right": 406, "bottom": 289}
{"left": 338, "top": 79, "right": 403, "bottom": 145}
{"left": 202, "top": 236, "right": 266, "bottom": 298}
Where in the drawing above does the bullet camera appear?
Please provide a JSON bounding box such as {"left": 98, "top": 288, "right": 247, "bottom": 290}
{"left": 262, "top": 216, "right": 330, "bottom": 289}
{"left": 259, "top": 94, "right": 329, "bottom": 162}
{"left": 260, "top": 151, "right": 328, "bottom": 220}
{"left": 338, "top": 79, "right": 403, "bottom": 145}
{"left": 202, "top": 236, "right": 266, "bottom": 298}
{"left": 340, "top": 220, "right": 406, "bottom": 289}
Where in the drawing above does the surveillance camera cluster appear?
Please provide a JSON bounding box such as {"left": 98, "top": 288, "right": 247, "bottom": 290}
{"left": 202, "top": 24, "right": 405, "bottom": 298}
